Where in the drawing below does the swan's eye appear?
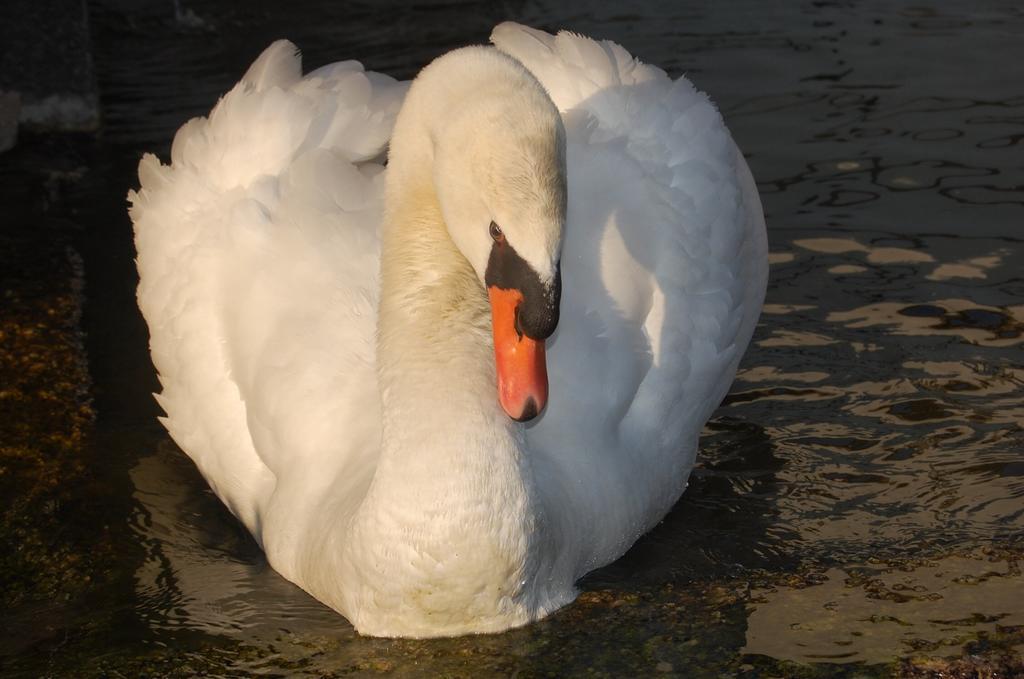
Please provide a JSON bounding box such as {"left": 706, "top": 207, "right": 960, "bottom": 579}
{"left": 489, "top": 221, "right": 504, "bottom": 242}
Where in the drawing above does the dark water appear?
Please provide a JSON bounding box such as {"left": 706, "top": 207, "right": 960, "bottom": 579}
{"left": 7, "top": 0, "right": 1024, "bottom": 675}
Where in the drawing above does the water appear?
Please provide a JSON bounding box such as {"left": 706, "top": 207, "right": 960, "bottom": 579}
{"left": 4, "top": 0, "right": 1023, "bottom": 675}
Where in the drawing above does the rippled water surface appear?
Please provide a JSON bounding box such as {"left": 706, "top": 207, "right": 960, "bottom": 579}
{"left": 6, "top": 0, "right": 1023, "bottom": 675}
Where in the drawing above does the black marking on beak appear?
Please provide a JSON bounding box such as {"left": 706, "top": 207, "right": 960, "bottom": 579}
{"left": 515, "top": 397, "right": 539, "bottom": 422}
{"left": 484, "top": 237, "right": 560, "bottom": 340}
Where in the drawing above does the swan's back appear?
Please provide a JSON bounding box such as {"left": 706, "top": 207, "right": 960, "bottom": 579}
{"left": 130, "top": 41, "right": 406, "bottom": 559}
{"left": 492, "top": 24, "right": 768, "bottom": 571}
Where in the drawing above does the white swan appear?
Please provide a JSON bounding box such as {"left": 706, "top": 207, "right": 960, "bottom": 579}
{"left": 129, "top": 23, "right": 768, "bottom": 637}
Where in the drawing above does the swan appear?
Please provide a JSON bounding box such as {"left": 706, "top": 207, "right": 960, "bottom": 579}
{"left": 129, "top": 22, "right": 768, "bottom": 637}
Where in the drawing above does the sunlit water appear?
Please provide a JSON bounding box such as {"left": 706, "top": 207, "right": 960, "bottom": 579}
{"left": 6, "top": 0, "right": 1023, "bottom": 675}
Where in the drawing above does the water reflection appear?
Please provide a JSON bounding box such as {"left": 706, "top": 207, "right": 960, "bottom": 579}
{"left": 829, "top": 299, "right": 1024, "bottom": 347}
{"left": 927, "top": 253, "right": 1004, "bottom": 281}
{"left": 724, "top": 234, "right": 1024, "bottom": 572}
{"left": 130, "top": 442, "right": 341, "bottom": 640}
{"left": 744, "top": 555, "right": 1024, "bottom": 664}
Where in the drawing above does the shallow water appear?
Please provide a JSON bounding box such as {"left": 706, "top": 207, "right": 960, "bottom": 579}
{"left": 5, "top": 0, "right": 1023, "bottom": 675}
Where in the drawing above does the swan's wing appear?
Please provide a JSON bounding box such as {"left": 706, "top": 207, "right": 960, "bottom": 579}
{"left": 493, "top": 24, "right": 768, "bottom": 567}
{"left": 130, "top": 41, "right": 406, "bottom": 554}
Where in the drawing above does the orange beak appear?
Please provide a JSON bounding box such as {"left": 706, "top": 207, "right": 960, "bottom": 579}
{"left": 488, "top": 286, "right": 548, "bottom": 421}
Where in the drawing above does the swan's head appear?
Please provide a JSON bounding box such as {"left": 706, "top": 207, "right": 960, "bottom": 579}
{"left": 431, "top": 55, "right": 566, "bottom": 422}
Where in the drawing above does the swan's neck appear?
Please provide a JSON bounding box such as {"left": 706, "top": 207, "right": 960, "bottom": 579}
{"left": 370, "top": 56, "right": 535, "bottom": 507}
{"left": 372, "top": 181, "right": 530, "bottom": 514}
{"left": 340, "top": 97, "right": 548, "bottom": 634}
